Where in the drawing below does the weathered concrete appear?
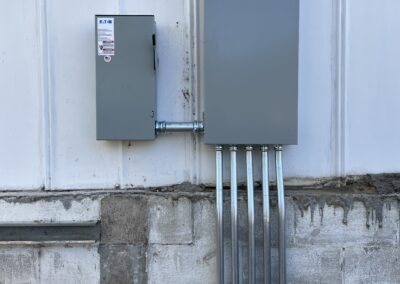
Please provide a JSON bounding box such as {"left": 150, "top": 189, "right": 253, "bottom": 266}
{"left": 148, "top": 199, "right": 217, "bottom": 284}
{"left": 343, "top": 246, "right": 400, "bottom": 283}
{"left": 0, "top": 245, "right": 99, "bottom": 284}
{"left": 101, "top": 195, "right": 148, "bottom": 244}
{"left": 149, "top": 196, "right": 193, "bottom": 245}
{"left": 0, "top": 248, "right": 39, "bottom": 284}
{"left": 99, "top": 245, "right": 146, "bottom": 284}
{"left": 1, "top": 175, "right": 400, "bottom": 283}
{"left": 39, "top": 246, "right": 100, "bottom": 284}
{"left": 0, "top": 196, "right": 100, "bottom": 225}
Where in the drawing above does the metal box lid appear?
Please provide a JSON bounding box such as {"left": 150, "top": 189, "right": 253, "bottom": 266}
{"left": 95, "top": 15, "right": 156, "bottom": 141}
{"left": 201, "top": 0, "right": 299, "bottom": 145}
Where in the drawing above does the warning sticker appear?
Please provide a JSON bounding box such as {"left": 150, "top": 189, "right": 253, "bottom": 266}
{"left": 97, "top": 17, "right": 115, "bottom": 56}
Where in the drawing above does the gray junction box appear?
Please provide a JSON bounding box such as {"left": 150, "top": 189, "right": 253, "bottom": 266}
{"left": 202, "top": 0, "right": 299, "bottom": 145}
{"left": 95, "top": 15, "right": 156, "bottom": 140}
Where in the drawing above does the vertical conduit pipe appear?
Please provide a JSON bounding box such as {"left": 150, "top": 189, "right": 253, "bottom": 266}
{"left": 215, "top": 145, "right": 224, "bottom": 284}
{"left": 275, "top": 145, "right": 286, "bottom": 284}
{"left": 230, "top": 146, "right": 239, "bottom": 284}
{"left": 261, "top": 146, "right": 271, "bottom": 284}
{"left": 246, "top": 146, "right": 255, "bottom": 284}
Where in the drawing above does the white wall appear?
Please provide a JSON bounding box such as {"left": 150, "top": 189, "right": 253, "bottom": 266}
{"left": 0, "top": 0, "right": 399, "bottom": 190}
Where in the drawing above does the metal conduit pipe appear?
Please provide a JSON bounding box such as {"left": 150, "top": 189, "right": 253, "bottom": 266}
{"left": 275, "top": 145, "right": 286, "bottom": 284}
{"left": 230, "top": 146, "right": 239, "bottom": 284}
{"left": 215, "top": 145, "right": 224, "bottom": 284}
{"left": 261, "top": 146, "right": 271, "bottom": 284}
{"left": 155, "top": 121, "right": 204, "bottom": 133}
{"left": 246, "top": 146, "right": 256, "bottom": 284}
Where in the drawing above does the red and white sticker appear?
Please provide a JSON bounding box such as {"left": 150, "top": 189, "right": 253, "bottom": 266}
{"left": 97, "top": 17, "right": 115, "bottom": 56}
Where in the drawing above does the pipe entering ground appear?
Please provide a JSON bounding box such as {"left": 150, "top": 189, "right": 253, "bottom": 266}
{"left": 215, "top": 145, "right": 286, "bottom": 284}
{"left": 215, "top": 145, "right": 224, "bottom": 284}
{"left": 261, "top": 145, "right": 271, "bottom": 284}
{"left": 275, "top": 145, "right": 286, "bottom": 284}
{"left": 230, "top": 146, "right": 239, "bottom": 284}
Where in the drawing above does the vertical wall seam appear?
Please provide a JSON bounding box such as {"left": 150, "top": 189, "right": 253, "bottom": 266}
{"left": 196, "top": 0, "right": 206, "bottom": 184}
{"left": 118, "top": 0, "right": 124, "bottom": 189}
{"left": 331, "top": 0, "right": 347, "bottom": 179}
{"left": 330, "top": 0, "right": 339, "bottom": 178}
{"left": 35, "top": 0, "right": 45, "bottom": 190}
{"left": 188, "top": 0, "right": 200, "bottom": 184}
{"left": 39, "top": 0, "right": 52, "bottom": 190}
{"left": 38, "top": 247, "right": 42, "bottom": 283}
{"left": 340, "top": 247, "right": 346, "bottom": 283}
{"left": 184, "top": 0, "right": 192, "bottom": 183}
{"left": 339, "top": 0, "right": 348, "bottom": 178}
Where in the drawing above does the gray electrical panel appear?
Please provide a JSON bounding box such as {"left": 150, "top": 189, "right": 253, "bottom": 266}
{"left": 95, "top": 15, "right": 156, "bottom": 140}
{"left": 202, "top": 0, "right": 299, "bottom": 145}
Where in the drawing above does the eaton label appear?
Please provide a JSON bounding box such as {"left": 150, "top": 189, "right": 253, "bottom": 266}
{"left": 97, "top": 17, "right": 115, "bottom": 56}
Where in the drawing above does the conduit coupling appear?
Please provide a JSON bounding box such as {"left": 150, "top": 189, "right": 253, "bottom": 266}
{"left": 155, "top": 121, "right": 204, "bottom": 134}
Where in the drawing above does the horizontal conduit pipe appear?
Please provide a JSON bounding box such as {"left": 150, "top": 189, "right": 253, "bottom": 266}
{"left": 155, "top": 121, "right": 204, "bottom": 134}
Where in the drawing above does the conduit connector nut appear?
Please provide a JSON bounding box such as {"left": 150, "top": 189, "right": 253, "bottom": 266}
{"left": 274, "top": 145, "right": 283, "bottom": 151}
{"left": 193, "top": 120, "right": 204, "bottom": 133}
{"left": 155, "top": 121, "right": 167, "bottom": 133}
{"left": 229, "top": 145, "right": 238, "bottom": 152}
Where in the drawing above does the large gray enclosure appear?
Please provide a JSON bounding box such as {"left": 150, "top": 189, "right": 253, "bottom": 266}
{"left": 96, "top": 15, "right": 156, "bottom": 140}
{"left": 202, "top": 0, "right": 299, "bottom": 145}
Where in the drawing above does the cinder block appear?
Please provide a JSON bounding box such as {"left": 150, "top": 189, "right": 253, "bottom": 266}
{"left": 0, "top": 248, "right": 39, "bottom": 284}
{"left": 148, "top": 244, "right": 216, "bottom": 284}
{"left": 39, "top": 245, "right": 99, "bottom": 284}
{"left": 343, "top": 246, "right": 400, "bottom": 283}
{"left": 99, "top": 244, "right": 146, "bottom": 284}
{"left": 147, "top": 199, "right": 217, "bottom": 284}
{"left": 149, "top": 196, "right": 193, "bottom": 244}
{"left": 101, "top": 195, "right": 148, "bottom": 244}
{"left": 292, "top": 200, "right": 398, "bottom": 246}
{"left": 285, "top": 247, "right": 342, "bottom": 284}
{"left": 193, "top": 199, "right": 216, "bottom": 248}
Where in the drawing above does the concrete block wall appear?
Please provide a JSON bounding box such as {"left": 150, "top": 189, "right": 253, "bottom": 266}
{"left": 0, "top": 177, "right": 400, "bottom": 283}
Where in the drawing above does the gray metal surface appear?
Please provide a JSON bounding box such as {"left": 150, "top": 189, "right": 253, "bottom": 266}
{"left": 215, "top": 145, "right": 224, "bottom": 284}
{"left": 201, "top": 0, "right": 299, "bottom": 145}
{"left": 275, "top": 145, "right": 286, "bottom": 284}
{"left": 96, "top": 15, "right": 156, "bottom": 140}
{"left": 261, "top": 146, "right": 271, "bottom": 284}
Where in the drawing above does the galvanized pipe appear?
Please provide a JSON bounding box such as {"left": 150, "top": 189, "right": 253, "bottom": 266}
{"left": 215, "top": 145, "right": 224, "bottom": 284}
{"left": 230, "top": 146, "right": 239, "bottom": 284}
{"left": 275, "top": 145, "right": 286, "bottom": 284}
{"left": 261, "top": 146, "right": 271, "bottom": 284}
{"left": 246, "top": 146, "right": 255, "bottom": 284}
{"left": 155, "top": 121, "right": 204, "bottom": 134}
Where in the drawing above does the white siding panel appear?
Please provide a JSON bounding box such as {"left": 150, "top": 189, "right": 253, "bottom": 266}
{"left": 2, "top": 1, "right": 400, "bottom": 189}
{"left": 120, "top": 0, "right": 193, "bottom": 187}
{"left": 47, "top": 0, "right": 121, "bottom": 189}
{"left": 346, "top": 0, "right": 400, "bottom": 174}
{"left": 0, "top": 1, "right": 43, "bottom": 189}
